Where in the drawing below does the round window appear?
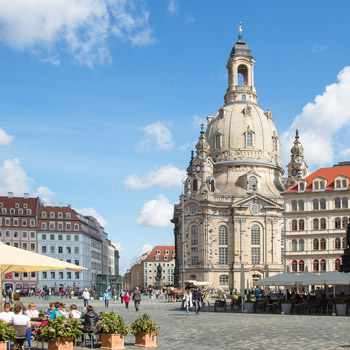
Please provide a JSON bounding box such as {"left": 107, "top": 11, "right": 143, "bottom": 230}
{"left": 189, "top": 204, "right": 197, "bottom": 215}
{"left": 251, "top": 202, "right": 260, "bottom": 215}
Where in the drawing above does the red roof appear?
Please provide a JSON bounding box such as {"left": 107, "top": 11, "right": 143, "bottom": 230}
{"left": 284, "top": 166, "right": 350, "bottom": 194}
{"left": 145, "top": 245, "right": 175, "bottom": 261}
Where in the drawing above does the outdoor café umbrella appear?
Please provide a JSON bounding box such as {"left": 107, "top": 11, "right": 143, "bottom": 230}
{"left": 255, "top": 272, "right": 297, "bottom": 287}
{"left": 0, "top": 242, "right": 87, "bottom": 305}
{"left": 314, "top": 271, "right": 350, "bottom": 285}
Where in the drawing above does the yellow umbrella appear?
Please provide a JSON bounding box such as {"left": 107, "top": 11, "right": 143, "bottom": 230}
{"left": 0, "top": 242, "right": 87, "bottom": 308}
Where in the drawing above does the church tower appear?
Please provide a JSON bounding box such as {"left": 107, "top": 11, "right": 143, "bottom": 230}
{"left": 286, "top": 130, "right": 308, "bottom": 187}
{"left": 172, "top": 24, "right": 285, "bottom": 292}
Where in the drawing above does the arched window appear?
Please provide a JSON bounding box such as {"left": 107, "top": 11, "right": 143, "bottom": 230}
{"left": 314, "top": 182, "right": 319, "bottom": 190}
{"left": 342, "top": 238, "right": 346, "bottom": 249}
{"left": 320, "top": 181, "right": 325, "bottom": 189}
{"left": 335, "top": 217, "right": 341, "bottom": 229}
{"left": 248, "top": 176, "right": 257, "bottom": 190}
{"left": 42, "top": 212, "right": 47, "bottom": 218}
{"left": 320, "top": 218, "right": 326, "bottom": 230}
{"left": 299, "top": 260, "right": 305, "bottom": 272}
{"left": 299, "top": 239, "right": 305, "bottom": 251}
{"left": 210, "top": 180, "right": 215, "bottom": 192}
{"left": 342, "top": 197, "right": 348, "bottom": 208}
{"left": 313, "top": 239, "right": 319, "bottom": 250}
{"left": 215, "top": 134, "right": 221, "bottom": 149}
{"left": 298, "top": 219, "right": 305, "bottom": 231}
{"left": 241, "top": 95, "right": 247, "bottom": 101}
{"left": 298, "top": 200, "right": 304, "bottom": 211}
{"left": 291, "top": 260, "right": 297, "bottom": 272}
{"left": 313, "top": 219, "right": 319, "bottom": 230}
{"left": 291, "top": 201, "right": 297, "bottom": 211}
{"left": 320, "top": 198, "right": 326, "bottom": 209}
{"left": 191, "top": 225, "right": 198, "bottom": 245}
{"left": 219, "top": 225, "right": 228, "bottom": 245}
{"left": 336, "top": 180, "right": 341, "bottom": 188}
{"left": 320, "top": 259, "right": 326, "bottom": 272}
{"left": 335, "top": 198, "right": 341, "bottom": 209}
{"left": 193, "top": 179, "right": 198, "bottom": 191}
{"left": 246, "top": 132, "right": 253, "bottom": 147}
{"left": 251, "top": 225, "right": 260, "bottom": 245}
{"left": 299, "top": 182, "right": 305, "bottom": 191}
{"left": 273, "top": 138, "right": 278, "bottom": 152}
{"left": 291, "top": 220, "right": 297, "bottom": 231}
{"left": 313, "top": 199, "right": 319, "bottom": 210}
{"left": 335, "top": 259, "right": 341, "bottom": 271}
{"left": 219, "top": 275, "right": 228, "bottom": 285}
{"left": 313, "top": 259, "right": 319, "bottom": 272}
{"left": 342, "top": 179, "right": 347, "bottom": 188}
{"left": 335, "top": 238, "right": 341, "bottom": 249}
{"left": 342, "top": 217, "right": 348, "bottom": 228}
{"left": 292, "top": 240, "right": 298, "bottom": 251}
{"left": 320, "top": 238, "right": 326, "bottom": 250}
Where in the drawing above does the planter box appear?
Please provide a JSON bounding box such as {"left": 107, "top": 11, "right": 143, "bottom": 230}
{"left": 281, "top": 303, "right": 292, "bottom": 314}
{"left": 134, "top": 332, "right": 157, "bottom": 348}
{"left": 336, "top": 304, "right": 347, "bottom": 316}
{"left": 244, "top": 303, "right": 254, "bottom": 313}
{"left": 0, "top": 341, "right": 7, "bottom": 350}
{"left": 48, "top": 338, "right": 74, "bottom": 350}
{"left": 100, "top": 333, "right": 125, "bottom": 350}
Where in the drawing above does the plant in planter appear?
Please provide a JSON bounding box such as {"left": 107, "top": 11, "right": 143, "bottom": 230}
{"left": 130, "top": 313, "right": 159, "bottom": 348}
{"left": 41, "top": 316, "right": 83, "bottom": 350}
{"left": 244, "top": 299, "right": 254, "bottom": 312}
{"left": 336, "top": 294, "right": 347, "bottom": 316}
{"left": 0, "top": 320, "right": 15, "bottom": 350}
{"left": 281, "top": 299, "right": 292, "bottom": 314}
{"left": 97, "top": 311, "right": 129, "bottom": 350}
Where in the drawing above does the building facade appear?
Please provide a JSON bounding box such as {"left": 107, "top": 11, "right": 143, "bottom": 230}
{"left": 282, "top": 162, "right": 350, "bottom": 274}
{"left": 172, "top": 25, "right": 285, "bottom": 292}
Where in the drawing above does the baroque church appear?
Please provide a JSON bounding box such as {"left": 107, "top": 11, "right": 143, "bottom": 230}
{"left": 172, "top": 25, "right": 296, "bottom": 292}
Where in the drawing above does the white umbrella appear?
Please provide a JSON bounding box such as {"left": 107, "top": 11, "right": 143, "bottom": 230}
{"left": 255, "top": 272, "right": 297, "bottom": 287}
{"left": 294, "top": 272, "right": 320, "bottom": 286}
{"left": 315, "top": 271, "right": 350, "bottom": 285}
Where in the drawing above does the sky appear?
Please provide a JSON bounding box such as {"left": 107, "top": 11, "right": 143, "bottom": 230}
{"left": 0, "top": 0, "right": 350, "bottom": 274}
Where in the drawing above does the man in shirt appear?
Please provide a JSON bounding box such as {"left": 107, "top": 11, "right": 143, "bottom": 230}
{"left": 0, "top": 303, "right": 15, "bottom": 323}
{"left": 83, "top": 288, "right": 90, "bottom": 307}
{"left": 132, "top": 287, "right": 142, "bottom": 311}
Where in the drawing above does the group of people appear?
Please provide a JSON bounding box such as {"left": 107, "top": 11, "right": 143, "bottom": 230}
{"left": 182, "top": 288, "right": 202, "bottom": 315}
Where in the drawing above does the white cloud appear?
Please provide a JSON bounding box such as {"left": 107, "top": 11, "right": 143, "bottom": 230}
{"left": 117, "top": 243, "right": 152, "bottom": 274}
{"left": 0, "top": 128, "right": 14, "bottom": 145}
{"left": 136, "top": 243, "right": 152, "bottom": 257}
{"left": 74, "top": 207, "right": 108, "bottom": 227}
{"left": 125, "top": 164, "right": 185, "bottom": 189}
{"left": 33, "top": 186, "right": 56, "bottom": 204}
{"left": 0, "top": 0, "right": 155, "bottom": 68}
{"left": 312, "top": 44, "right": 327, "bottom": 53}
{"left": 167, "top": 0, "right": 178, "bottom": 15}
{"left": 136, "top": 194, "right": 173, "bottom": 228}
{"left": 40, "top": 56, "right": 60, "bottom": 66}
{"left": 112, "top": 242, "right": 124, "bottom": 253}
{"left": 281, "top": 66, "right": 350, "bottom": 169}
{"left": 140, "top": 122, "right": 174, "bottom": 150}
{"left": 0, "top": 158, "right": 32, "bottom": 195}
{"left": 192, "top": 115, "right": 206, "bottom": 130}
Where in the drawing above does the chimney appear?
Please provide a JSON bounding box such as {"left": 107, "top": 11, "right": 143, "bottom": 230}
{"left": 59, "top": 203, "right": 63, "bottom": 207}
{"left": 8, "top": 192, "right": 13, "bottom": 198}
{"left": 68, "top": 204, "right": 71, "bottom": 208}
{"left": 44, "top": 202, "right": 47, "bottom": 207}
{"left": 51, "top": 202, "right": 55, "bottom": 207}
{"left": 24, "top": 193, "right": 29, "bottom": 199}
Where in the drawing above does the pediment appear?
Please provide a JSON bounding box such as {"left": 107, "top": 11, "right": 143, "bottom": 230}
{"left": 232, "top": 194, "right": 282, "bottom": 209}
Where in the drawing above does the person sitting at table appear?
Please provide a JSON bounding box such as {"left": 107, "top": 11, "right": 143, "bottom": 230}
{"left": 69, "top": 304, "right": 81, "bottom": 319}
{"left": 13, "top": 293, "right": 27, "bottom": 312}
{"left": 12, "top": 305, "right": 31, "bottom": 349}
{"left": 55, "top": 303, "right": 68, "bottom": 319}
{"left": 81, "top": 305, "right": 99, "bottom": 333}
{"left": 25, "top": 302, "right": 40, "bottom": 319}
{"left": 0, "top": 303, "right": 15, "bottom": 323}
{"left": 45, "top": 302, "right": 55, "bottom": 316}
{"left": 49, "top": 302, "right": 61, "bottom": 319}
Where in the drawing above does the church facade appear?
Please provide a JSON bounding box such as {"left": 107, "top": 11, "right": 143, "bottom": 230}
{"left": 172, "top": 25, "right": 285, "bottom": 292}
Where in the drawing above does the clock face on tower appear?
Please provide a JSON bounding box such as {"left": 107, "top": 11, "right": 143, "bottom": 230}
{"left": 195, "top": 165, "right": 201, "bottom": 173}
{"left": 207, "top": 165, "right": 211, "bottom": 173}
{"left": 292, "top": 168, "right": 297, "bottom": 176}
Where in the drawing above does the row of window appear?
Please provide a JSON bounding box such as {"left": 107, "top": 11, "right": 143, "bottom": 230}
{"left": 13, "top": 272, "right": 36, "bottom": 278}
{"left": 4, "top": 241, "right": 35, "bottom": 251}
{"left": 41, "top": 271, "right": 80, "bottom": 279}
{"left": 191, "top": 225, "right": 229, "bottom": 246}
{"left": 291, "top": 238, "right": 347, "bottom": 251}
{"left": 41, "top": 212, "right": 71, "bottom": 219}
{"left": 1, "top": 208, "right": 32, "bottom": 215}
{"left": 0, "top": 202, "right": 29, "bottom": 209}
{"left": 291, "top": 217, "right": 349, "bottom": 231}
{"left": 41, "top": 234, "right": 79, "bottom": 241}
{"left": 1, "top": 230, "right": 36, "bottom": 239}
{"left": 291, "top": 259, "right": 340, "bottom": 272}
{"left": 1, "top": 218, "right": 36, "bottom": 227}
{"left": 41, "top": 222, "right": 80, "bottom": 231}
{"left": 41, "top": 245, "right": 80, "bottom": 255}
{"left": 291, "top": 198, "right": 348, "bottom": 211}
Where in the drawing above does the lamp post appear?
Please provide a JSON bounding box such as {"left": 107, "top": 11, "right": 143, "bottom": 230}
{"left": 181, "top": 176, "right": 189, "bottom": 294}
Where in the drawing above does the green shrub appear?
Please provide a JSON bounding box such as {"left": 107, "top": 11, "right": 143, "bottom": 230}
{"left": 130, "top": 313, "right": 159, "bottom": 336}
{"left": 40, "top": 317, "right": 83, "bottom": 341}
{"left": 97, "top": 311, "right": 129, "bottom": 336}
{"left": 0, "top": 320, "right": 15, "bottom": 342}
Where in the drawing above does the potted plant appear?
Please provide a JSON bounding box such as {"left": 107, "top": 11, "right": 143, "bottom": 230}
{"left": 130, "top": 313, "right": 159, "bottom": 348}
{"left": 336, "top": 294, "right": 347, "bottom": 316}
{"left": 41, "top": 317, "right": 83, "bottom": 350}
{"left": 244, "top": 299, "right": 254, "bottom": 313}
{"left": 281, "top": 299, "right": 292, "bottom": 314}
{"left": 0, "top": 320, "right": 15, "bottom": 350}
{"left": 97, "top": 311, "right": 129, "bottom": 350}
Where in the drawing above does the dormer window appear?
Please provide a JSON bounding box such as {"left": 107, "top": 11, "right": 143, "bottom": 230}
{"left": 42, "top": 212, "right": 47, "bottom": 218}
{"left": 298, "top": 182, "right": 305, "bottom": 192}
{"left": 155, "top": 255, "right": 159, "bottom": 260}
{"left": 165, "top": 250, "right": 169, "bottom": 255}
{"left": 314, "top": 182, "right": 319, "bottom": 190}
{"left": 343, "top": 179, "right": 348, "bottom": 188}
{"left": 164, "top": 256, "right": 168, "bottom": 260}
{"left": 336, "top": 180, "right": 341, "bottom": 188}
{"left": 156, "top": 250, "right": 160, "bottom": 255}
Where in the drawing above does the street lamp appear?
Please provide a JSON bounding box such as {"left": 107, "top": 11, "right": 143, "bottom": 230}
{"left": 181, "top": 176, "right": 190, "bottom": 294}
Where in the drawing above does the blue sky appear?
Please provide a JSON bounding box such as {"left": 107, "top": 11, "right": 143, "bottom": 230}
{"left": 0, "top": 0, "right": 350, "bottom": 273}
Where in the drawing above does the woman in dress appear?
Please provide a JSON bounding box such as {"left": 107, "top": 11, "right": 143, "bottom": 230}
{"left": 123, "top": 291, "right": 131, "bottom": 309}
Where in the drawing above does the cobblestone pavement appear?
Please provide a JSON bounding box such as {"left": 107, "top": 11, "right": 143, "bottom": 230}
{"left": 15, "top": 296, "right": 350, "bottom": 350}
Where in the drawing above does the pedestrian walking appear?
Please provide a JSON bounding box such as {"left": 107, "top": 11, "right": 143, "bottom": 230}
{"left": 132, "top": 287, "right": 141, "bottom": 311}
{"left": 112, "top": 288, "right": 118, "bottom": 303}
{"left": 193, "top": 288, "right": 202, "bottom": 315}
{"left": 182, "top": 290, "right": 192, "bottom": 315}
{"left": 120, "top": 290, "right": 124, "bottom": 304}
{"left": 103, "top": 289, "right": 111, "bottom": 308}
{"left": 123, "top": 291, "right": 130, "bottom": 309}
{"left": 83, "top": 288, "right": 90, "bottom": 307}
